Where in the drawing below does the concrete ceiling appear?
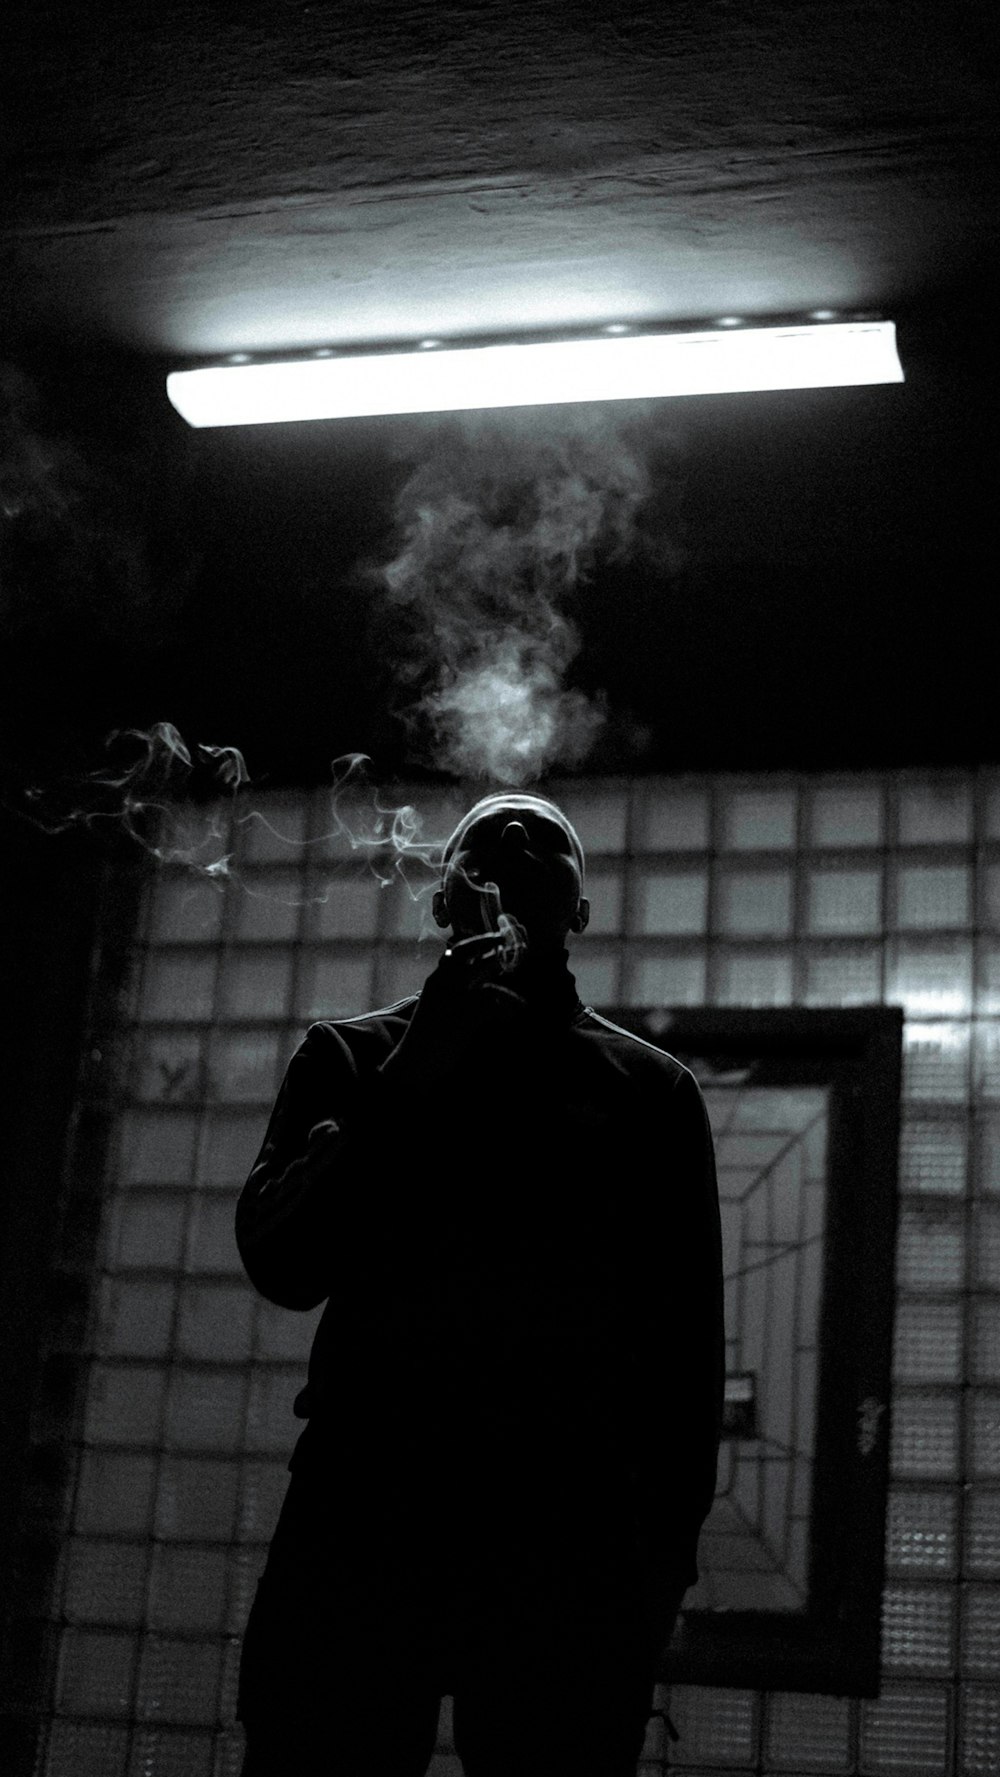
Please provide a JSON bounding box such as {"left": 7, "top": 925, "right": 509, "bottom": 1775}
{"left": 3, "top": 0, "right": 996, "bottom": 357}
{"left": 1, "top": 1, "right": 997, "bottom": 786}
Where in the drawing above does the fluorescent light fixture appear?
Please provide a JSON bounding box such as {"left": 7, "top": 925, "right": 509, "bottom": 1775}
{"left": 166, "top": 320, "right": 904, "bottom": 428}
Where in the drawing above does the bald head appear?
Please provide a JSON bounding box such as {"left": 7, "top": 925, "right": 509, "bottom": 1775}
{"left": 442, "top": 793, "right": 585, "bottom": 879}
{"left": 433, "top": 792, "right": 589, "bottom": 947}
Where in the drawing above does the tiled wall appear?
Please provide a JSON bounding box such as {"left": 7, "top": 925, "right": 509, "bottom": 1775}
{"left": 29, "top": 769, "right": 1000, "bottom": 1776}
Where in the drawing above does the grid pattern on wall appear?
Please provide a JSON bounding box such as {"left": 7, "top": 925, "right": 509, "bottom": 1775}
{"left": 28, "top": 769, "right": 1000, "bottom": 1777}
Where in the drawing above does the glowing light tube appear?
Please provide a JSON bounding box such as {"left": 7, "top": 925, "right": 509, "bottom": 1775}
{"left": 166, "top": 321, "right": 904, "bottom": 427}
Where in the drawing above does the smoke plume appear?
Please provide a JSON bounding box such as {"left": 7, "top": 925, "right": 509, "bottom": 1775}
{"left": 377, "top": 404, "right": 682, "bottom": 785}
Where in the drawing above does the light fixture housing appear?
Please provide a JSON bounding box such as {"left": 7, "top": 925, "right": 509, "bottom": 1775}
{"left": 166, "top": 318, "right": 904, "bottom": 428}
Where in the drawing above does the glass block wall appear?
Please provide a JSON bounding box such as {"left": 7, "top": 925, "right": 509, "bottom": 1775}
{"left": 30, "top": 768, "right": 1000, "bottom": 1777}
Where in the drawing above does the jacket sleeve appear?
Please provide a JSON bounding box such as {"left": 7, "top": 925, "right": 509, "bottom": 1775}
{"left": 637, "top": 1063, "right": 725, "bottom": 1593}
{"left": 235, "top": 1022, "right": 386, "bottom": 1311}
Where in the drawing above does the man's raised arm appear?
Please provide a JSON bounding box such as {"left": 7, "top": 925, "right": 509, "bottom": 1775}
{"left": 236, "top": 1023, "right": 376, "bottom": 1310}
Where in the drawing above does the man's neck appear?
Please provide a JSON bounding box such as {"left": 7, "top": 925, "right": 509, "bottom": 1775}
{"left": 502, "top": 940, "right": 579, "bottom": 1011}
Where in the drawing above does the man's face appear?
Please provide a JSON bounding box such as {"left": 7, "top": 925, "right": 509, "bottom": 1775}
{"left": 437, "top": 802, "right": 588, "bottom": 946}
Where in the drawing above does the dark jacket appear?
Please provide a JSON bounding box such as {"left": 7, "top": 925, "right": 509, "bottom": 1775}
{"left": 236, "top": 960, "right": 724, "bottom": 1598}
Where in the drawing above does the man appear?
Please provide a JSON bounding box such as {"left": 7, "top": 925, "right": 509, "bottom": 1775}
{"left": 235, "top": 791, "right": 724, "bottom": 1777}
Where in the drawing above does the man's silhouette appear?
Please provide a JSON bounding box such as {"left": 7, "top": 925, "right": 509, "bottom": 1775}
{"left": 235, "top": 792, "right": 724, "bottom": 1776}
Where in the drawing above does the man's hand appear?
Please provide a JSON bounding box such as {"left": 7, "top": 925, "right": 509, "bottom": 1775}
{"left": 441, "top": 928, "right": 513, "bottom": 977}
{"left": 444, "top": 879, "right": 527, "bottom": 976}
{"left": 382, "top": 885, "right": 530, "bottom": 1087}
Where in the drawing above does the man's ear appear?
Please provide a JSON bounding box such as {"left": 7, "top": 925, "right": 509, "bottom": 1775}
{"left": 570, "top": 897, "right": 590, "bottom": 934}
{"left": 432, "top": 888, "right": 450, "bottom": 930}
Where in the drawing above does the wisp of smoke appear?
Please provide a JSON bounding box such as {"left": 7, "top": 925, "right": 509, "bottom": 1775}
{"left": 378, "top": 404, "right": 680, "bottom": 785}
{"left": 20, "top": 721, "right": 249, "bottom": 875}
{"left": 318, "top": 751, "right": 444, "bottom": 899}
{"left": 16, "top": 730, "right": 448, "bottom": 935}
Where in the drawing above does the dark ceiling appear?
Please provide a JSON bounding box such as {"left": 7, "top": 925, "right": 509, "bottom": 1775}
{"left": 1, "top": 0, "right": 997, "bottom": 795}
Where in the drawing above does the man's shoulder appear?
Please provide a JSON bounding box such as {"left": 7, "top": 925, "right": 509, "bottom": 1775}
{"left": 298, "top": 997, "right": 419, "bottom": 1059}
{"left": 576, "top": 1008, "right": 693, "bottom": 1087}
{"left": 312, "top": 995, "right": 420, "bottom": 1032}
